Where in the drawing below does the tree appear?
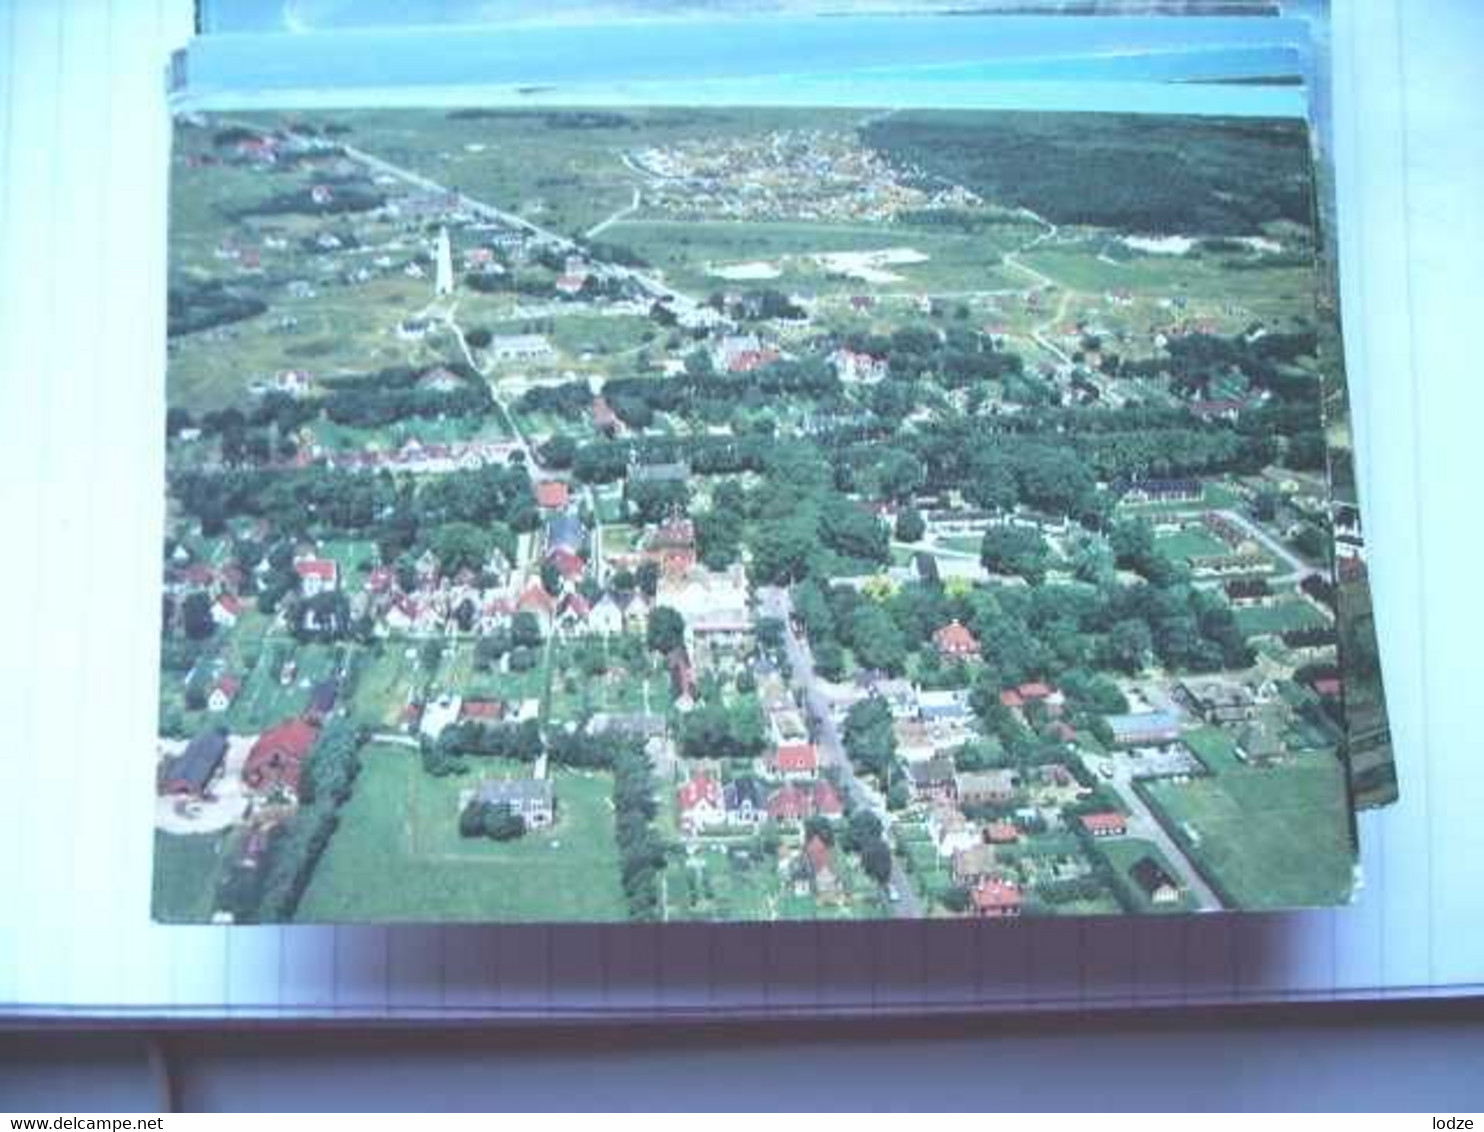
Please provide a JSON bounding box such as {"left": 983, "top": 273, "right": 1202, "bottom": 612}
{"left": 980, "top": 526, "right": 1050, "bottom": 585}
{"left": 843, "top": 698, "right": 897, "bottom": 783}
{"left": 429, "top": 521, "right": 491, "bottom": 575}
{"left": 474, "top": 629, "right": 511, "bottom": 671}
{"left": 861, "top": 840, "right": 894, "bottom": 885}
{"left": 181, "top": 592, "right": 216, "bottom": 641}
{"left": 1106, "top": 618, "right": 1154, "bottom": 673}
{"left": 459, "top": 803, "right": 485, "bottom": 838}
{"left": 540, "top": 559, "right": 562, "bottom": 597}
{"left": 511, "top": 611, "right": 544, "bottom": 649}
{"left": 635, "top": 561, "right": 660, "bottom": 599}
{"left": 483, "top": 804, "right": 526, "bottom": 841}
{"left": 894, "top": 507, "right": 926, "bottom": 543}
{"left": 646, "top": 606, "right": 686, "bottom": 655}
{"left": 848, "top": 602, "right": 908, "bottom": 675}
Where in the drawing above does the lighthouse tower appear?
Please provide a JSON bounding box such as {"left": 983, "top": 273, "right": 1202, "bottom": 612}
{"left": 434, "top": 225, "right": 454, "bottom": 297}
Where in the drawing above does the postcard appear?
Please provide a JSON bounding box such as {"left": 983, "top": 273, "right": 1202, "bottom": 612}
{"left": 155, "top": 101, "right": 1365, "bottom": 923}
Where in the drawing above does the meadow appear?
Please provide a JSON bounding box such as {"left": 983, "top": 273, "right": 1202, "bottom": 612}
{"left": 296, "top": 747, "right": 627, "bottom": 922}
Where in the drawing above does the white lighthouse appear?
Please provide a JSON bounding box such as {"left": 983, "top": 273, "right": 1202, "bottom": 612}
{"left": 434, "top": 225, "right": 454, "bottom": 297}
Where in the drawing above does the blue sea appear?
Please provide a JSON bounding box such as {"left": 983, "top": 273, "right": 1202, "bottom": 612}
{"left": 180, "top": 13, "right": 1314, "bottom": 120}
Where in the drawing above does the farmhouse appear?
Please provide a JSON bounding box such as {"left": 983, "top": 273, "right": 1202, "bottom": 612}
{"left": 932, "top": 620, "right": 980, "bottom": 661}
{"left": 832, "top": 347, "right": 888, "bottom": 384}
{"left": 207, "top": 676, "right": 240, "bottom": 714}
{"left": 211, "top": 594, "right": 243, "bottom": 628}
{"left": 242, "top": 718, "right": 319, "bottom": 798}
{"left": 908, "top": 756, "right": 957, "bottom": 803}
{"left": 1129, "top": 856, "right": 1182, "bottom": 906}
{"left": 723, "top": 777, "right": 767, "bottom": 826}
{"left": 769, "top": 741, "right": 818, "bottom": 779}
{"left": 159, "top": 730, "right": 228, "bottom": 797}
{"left": 474, "top": 777, "right": 554, "bottom": 829}
{"left": 951, "top": 843, "right": 1000, "bottom": 886}
{"left": 956, "top": 769, "right": 1016, "bottom": 808}
{"left": 1105, "top": 711, "right": 1182, "bottom": 748}
{"left": 487, "top": 334, "right": 555, "bottom": 362}
{"left": 676, "top": 772, "right": 725, "bottom": 833}
{"left": 970, "top": 877, "right": 1023, "bottom": 919}
{"left": 294, "top": 557, "right": 338, "bottom": 597}
{"left": 535, "top": 480, "right": 571, "bottom": 511}
{"left": 1177, "top": 677, "right": 1258, "bottom": 725}
{"left": 1080, "top": 811, "right": 1128, "bottom": 838}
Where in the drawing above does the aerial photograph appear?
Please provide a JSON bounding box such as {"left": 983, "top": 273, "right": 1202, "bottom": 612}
{"left": 154, "top": 104, "right": 1359, "bottom": 923}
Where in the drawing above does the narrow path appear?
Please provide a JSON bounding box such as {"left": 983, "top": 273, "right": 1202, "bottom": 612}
{"left": 585, "top": 186, "right": 641, "bottom": 240}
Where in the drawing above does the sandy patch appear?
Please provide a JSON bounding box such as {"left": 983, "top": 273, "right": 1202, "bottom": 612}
{"left": 811, "top": 247, "right": 929, "bottom": 285}
{"left": 1123, "top": 236, "right": 1196, "bottom": 256}
{"left": 1241, "top": 237, "right": 1284, "bottom": 254}
{"left": 708, "top": 260, "right": 782, "bottom": 281}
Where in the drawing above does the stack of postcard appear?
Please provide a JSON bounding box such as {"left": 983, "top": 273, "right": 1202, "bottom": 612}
{"left": 153, "top": 0, "right": 1396, "bottom": 925}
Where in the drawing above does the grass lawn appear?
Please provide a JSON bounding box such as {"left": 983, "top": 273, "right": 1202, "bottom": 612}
{"left": 296, "top": 747, "right": 628, "bottom": 922}
{"left": 346, "top": 644, "right": 424, "bottom": 729}
{"left": 227, "top": 640, "right": 346, "bottom": 732}
{"left": 1141, "top": 756, "right": 1353, "bottom": 911}
{"left": 1155, "top": 529, "right": 1230, "bottom": 561}
{"left": 1235, "top": 601, "right": 1330, "bottom": 637}
{"left": 1182, "top": 726, "right": 1246, "bottom": 774}
{"left": 152, "top": 830, "right": 228, "bottom": 923}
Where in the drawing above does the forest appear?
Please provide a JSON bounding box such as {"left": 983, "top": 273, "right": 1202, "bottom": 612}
{"left": 863, "top": 111, "right": 1315, "bottom": 235}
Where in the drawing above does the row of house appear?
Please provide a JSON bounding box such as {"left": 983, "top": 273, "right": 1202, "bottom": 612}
{"left": 675, "top": 771, "right": 844, "bottom": 834}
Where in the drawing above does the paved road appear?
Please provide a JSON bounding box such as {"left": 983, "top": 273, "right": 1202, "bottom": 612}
{"left": 1089, "top": 752, "right": 1223, "bottom": 912}
{"left": 330, "top": 137, "right": 705, "bottom": 319}
{"left": 1212, "top": 508, "right": 1319, "bottom": 583}
{"left": 758, "top": 586, "right": 923, "bottom": 919}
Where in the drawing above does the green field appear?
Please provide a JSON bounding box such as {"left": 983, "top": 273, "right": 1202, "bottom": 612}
{"left": 153, "top": 830, "right": 229, "bottom": 923}
{"left": 1155, "top": 528, "right": 1231, "bottom": 561}
{"left": 545, "top": 638, "right": 671, "bottom": 726}
{"left": 1234, "top": 600, "right": 1330, "bottom": 637}
{"left": 228, "top": 640, "right": 347, "bottom": 732}
{"left": 604, "top": 217, "right": 1020, "bottom": 298}
{"left": 1142, "top": 757, "right": 1353, "bottom": 911}
{"left": 1181, "top": 726, "right": 1246, "bottom": 774}
{"left": 297, "top": 748, "right": 628, "bottom": 922}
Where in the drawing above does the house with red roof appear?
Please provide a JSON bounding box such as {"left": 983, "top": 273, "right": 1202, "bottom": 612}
{"left": 971, "top": 877, "right": 1023, "bottom": 919}
{"left": 535, "top": 480, "right": 571, "bottom": 510}
{"left": 676, "top": 772, "right": 725, "bottom": 833}
{"left": 556, "top": 592, "right": 592, "bottom": 635}
{"left": 294, "top": 557, "right": 338, "bottom": 597}
{"left": 932, "top": 620, "right": 981, "bottom": 661}
{"left": 769, "top": 741, "right": 818, "bottom": 779}
{"left": 242, "top": 718, "right": 319, "bottom": 799}
{"left": 517, "top": 584, "right": 556, "bottom": 628}
{"left": 812, "top": 779, "right": 844, "bottom": 817}
{"left": 766, "top": 783, "right": 813, "bottom": 824}
{"left": 545, "top": 546, "right": 586, "bottom": 584}
{"left": 207, "top": 676, "right": 241, "bottom": 714}
{"left": 1080, "top": 811, "right": 1128, "bottom": 838}
{"left": 985, "top": 820, "right": 1020, "bottom": 845}
{"left": 460, "top": 699, "right": 505, "bottom": 722}
{"left": 211, "top": 593, "right": 243, "bottom": 628}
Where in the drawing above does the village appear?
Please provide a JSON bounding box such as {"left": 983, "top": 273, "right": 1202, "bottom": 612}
{"left": 154, "top": 107, "right": 1356, "bottom": 924}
